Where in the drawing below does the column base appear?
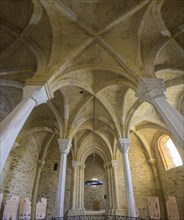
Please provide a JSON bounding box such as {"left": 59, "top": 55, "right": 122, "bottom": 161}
{"left": 107, "top": 209, "right": 127, "bottom": 216}
{"left": 68, "top": 209, "right": 84, "bottom": 216}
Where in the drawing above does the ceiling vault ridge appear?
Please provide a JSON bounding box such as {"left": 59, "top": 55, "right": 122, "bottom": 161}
{"left": 49, "top": 38, "right": 94, "bottom": 83}
{"left": 152, "top": 0, "right": 171, "bottom": 37}
{"left": 98, "top": 39, "right": 139, "bottom": 80}
{"left": 0, "top": 17, "right": 22, "bottom": 37}
{"left": 136, "top": 0, "right": 156, "bottom": 67}
{"left": 0, "top": 0, "right": 43, "bottom": 63}
{"left": 54, "top": 0, "right": 96, "bottom": 35}
{"left": 97, "top": 0, "right": 150, "bottom": 35}
{"left": 0, "top": 0, "right": 184, "bottom": 177}
{"left": 146, "top": 28, "right": 184, "bottom": 75}
{"left": 37, "top": 0, "right": 154, "bottom": 83}
{"left": 0, "top": 66, "right": 36, "bottom": 76}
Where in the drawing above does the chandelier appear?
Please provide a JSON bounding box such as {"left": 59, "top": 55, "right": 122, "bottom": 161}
{"left": 84, "top": 96, "right": 103, "bottom": 187}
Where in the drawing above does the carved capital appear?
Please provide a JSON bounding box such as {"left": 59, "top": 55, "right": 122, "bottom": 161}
{"left": 110, "top": 160, "right": 119, "bottom": 168}
{"left": 72, "top": 160, "right": 79, "bottom": 168}
{"left": 23, "top": 84, "right": 52, "bottom": 106}
{"left": 119, "top": 138, "right": 130, "bottom": 153}
{"left": 58, "top": 139, "right": 71, "bottom": 154}
{"left": 136, "top": 78, "right": 166, "bottom": 103}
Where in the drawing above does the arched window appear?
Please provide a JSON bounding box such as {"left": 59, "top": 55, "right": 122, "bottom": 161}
{"left": 158, "top": 136, "right": 183, "bottom": 170}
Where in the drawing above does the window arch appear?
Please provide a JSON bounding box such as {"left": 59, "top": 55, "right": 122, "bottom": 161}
{"left": 158, "top": 135, "right": 183, "bottom": 170}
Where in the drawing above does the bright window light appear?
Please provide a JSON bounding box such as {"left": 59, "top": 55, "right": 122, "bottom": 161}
{"left": 166, "top": 139, "right": 183, "bottom": 167}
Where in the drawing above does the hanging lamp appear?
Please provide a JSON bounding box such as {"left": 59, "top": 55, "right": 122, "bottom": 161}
{"left": 85, "top": 96, "right": 103, "bottom": 187}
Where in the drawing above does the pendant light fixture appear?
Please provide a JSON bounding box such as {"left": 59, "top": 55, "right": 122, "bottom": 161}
{"left": 85, "top": 96, "right": 103, "bottom": 187}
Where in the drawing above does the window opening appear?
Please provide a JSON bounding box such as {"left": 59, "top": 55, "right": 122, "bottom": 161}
{"left": 54, "top": 163, "right": 58, "bottom": 171}
{"left": 158, "top": 136, "right": 183, "bottom": 170}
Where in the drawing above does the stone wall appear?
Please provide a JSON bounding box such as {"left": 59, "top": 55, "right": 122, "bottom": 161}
{"left": 116, "top": 153, "right": 127, "bottom": 212}
{"left": 0, "top": 134, "right": 39, "bottom": 204}
{"left": 155, "top": 142, "right": 184, "bottom": 219}
{"left": 0, "top": 87, "right": 22, "bottom": 122}
{"left": 128, "top": 133, "right": 158, "bottom": 219}
{"left": 84, "top": 154, "right": 107, "bottom": 210}
{"left": 37, "top": 142, "right": 72, "bottom": 218}
{"left": 116, "top": 133, "right": 158, "bottom": 218}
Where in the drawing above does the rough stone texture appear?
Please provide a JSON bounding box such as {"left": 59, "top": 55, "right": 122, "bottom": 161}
{"left": 37, "top": 143, "right": 72, "bottom": 219}
{"left": 0, "top": 134, "right": 39, "bottom": 203}
{"left": 128, "top": 133, "right": 158, "bottom": 219}
{"left": 0, "top": 87, "right": 22, "bottom": 122}
{"left": 155, "top": 142, "right": 184, "bottom": 219}
{"left": 0, "top": 0, "right": 184, "bottom": 219}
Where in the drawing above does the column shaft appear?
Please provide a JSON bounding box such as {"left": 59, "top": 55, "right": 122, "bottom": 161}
{"left": 154, "top": 96, "right": 184, "bottom": 146}
{"left": 104, "top": 164, "right": 110, "bottom": 212}
{"left": 57, "top": 153, "right": 67, "bottom": 217}
{"left": 107, "top": 165, "right": 112, "bottom": 210}
{"left": 0, "top": 98, "right": 35, "bottom": 173}
{"left": 111, "top": 161, "right": 119, "bottom": 209}
{"left": 31, "top": 160, "right": 45, "bottom": 220}
{"left": 110, "top": 167, "right": 115, "bottom": 210}
{"left": 119, "top": 138, "right": 136, "bottom": 217}
{"left": 56, "top": 139, "right": 71, "bottom": 218}
{"left": 136, "top": 78, "right": 184, "bottom": 146}
{"left": 0, "top": 85, "right": 50, "bottom": 174}
{"left": 80, "top": 164, "right": 85, "bottom": 212}
{"left": 71, "top": 161, "right": 78, "bottom": 210}
{"left": 123, "top": 152, "right": 136, "bottom": 216}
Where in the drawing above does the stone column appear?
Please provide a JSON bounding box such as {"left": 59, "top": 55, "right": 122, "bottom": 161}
{"left": 104, "top": 163, "right": 111, "bottom": 213}
{"left": 111, "top": 160, "right": 119, "bottom": 211}
{"left": 56, "top": 139, "right": 71, "bottom": 218}
{"left": 76, "top": 165, "right": 80, "bottom": 211}
{"left": 68, "top": 160, "right": 80, "bottom": 216}
{"left": 109, "top": 165, "right": 115, "bottom": 211}
{"left": 0, "top": 85, "right": 51, "bottom": 173}
{"left": 71, "top": 161, "right": 79, "bottom": 210}
{"left": 31, "top": 159, "right": 45, "bottom": 220}
{"left": 73, "top": 162, "right": 85, "bottom": 215}
{"left": 119, "top": 138, "right": 136, "bottom": 217}
{"left": 79, "top": 163, "right": 85, "bottom": 213}
{"left": 136, "top": 78, "right": 184, "bottom": 146}
{"left": 148, "top": 158, "right": 167, "bottom": 219}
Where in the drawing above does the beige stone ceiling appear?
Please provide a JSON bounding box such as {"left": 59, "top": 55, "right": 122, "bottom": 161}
{"left": 0, "top": 0, "right": 183, "bottom": 161}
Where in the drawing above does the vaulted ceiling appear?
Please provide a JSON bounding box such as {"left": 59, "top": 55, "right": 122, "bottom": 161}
{"left": 0, "top": 0, "right": 183, "bottom": 161}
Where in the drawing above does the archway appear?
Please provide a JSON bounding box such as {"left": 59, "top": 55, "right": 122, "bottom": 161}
{"left": 84, "top": 154, "right": 107, "bottom": 212}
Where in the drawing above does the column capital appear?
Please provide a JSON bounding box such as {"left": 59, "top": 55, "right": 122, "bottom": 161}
{"left": 23, "top": 84, "right": 53, "bottom": 106}
{"left": 136, "top": 78, "right": 166, "bottom": 103}
{"left": 72, "top": 160, "right": 79, "bottom": 168}
{"left": 110, "top": 160, "right": 119, "bottom": 168}
{"left": 58, "top": 139, "right": 71, "bottom": 154}
{"left": 119, "top": 138, "right": 130, "bottom": 153}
